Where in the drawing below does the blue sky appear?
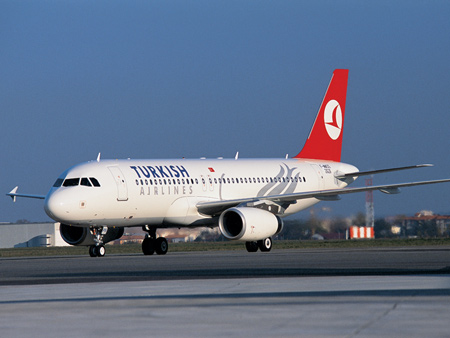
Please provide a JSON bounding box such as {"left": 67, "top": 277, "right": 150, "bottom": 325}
{"left": 1, "top": 1, "right": 450, "bottom": 222}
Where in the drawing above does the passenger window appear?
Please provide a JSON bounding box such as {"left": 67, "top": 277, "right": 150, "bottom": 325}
{"left": 63, "top": 178, "right": 80, "bottom": 187}
{"left": 80, "top": 178, "right": 92, "bottom": 187}
{"left": 89, "top": 178, "right": 101, "bottom": 187}
{"left": 53, "top": 178, "right": 64, "bottom": 188}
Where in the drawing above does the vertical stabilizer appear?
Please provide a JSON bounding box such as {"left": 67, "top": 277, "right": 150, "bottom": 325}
{"left": 294, "top": 69, "right": 349, "bottom": 162}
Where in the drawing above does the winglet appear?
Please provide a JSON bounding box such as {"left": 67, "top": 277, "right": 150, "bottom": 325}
{"left": 9, "top": 186, "right": 18, "bottom": 202}
{"left": 6, "top": 187, "right": 46, "bottom": 201}
{"left": 294, "top": 69, "right": 349, "bottom": 162}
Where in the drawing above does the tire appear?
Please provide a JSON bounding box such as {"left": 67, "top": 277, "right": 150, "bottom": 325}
{"left": 89, "top": 245, "right": 97, "bottom": 257}
{"left": 155, "top": 237, "right": 168, "bottom": 255}
{"left": 258, "top": 237, "right": 272, "bottom": 252}
{"left": 97, "top": 245, "right": 106, "bottom": 257}
{"left": 245, "top": 241, "right": 259, "bottom": 252}
{"left": 142, "top": 237, "right": 155, "bottom": 255}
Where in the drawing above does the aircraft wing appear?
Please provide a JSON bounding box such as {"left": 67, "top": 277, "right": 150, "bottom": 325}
{"left": 196, "top": 178, "right": 450, "bottom": 216}
{"left": 7, "top": 186, "right": 46, "bottom": 202}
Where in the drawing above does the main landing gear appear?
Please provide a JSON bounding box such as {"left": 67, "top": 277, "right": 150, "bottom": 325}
{"left": 89, "top": 244, "right": 106, "bottom": 257}
{"left": 245, "top": 237, "right": 272, "bottom": 253}
{"left": 142, "top": 226, "right": 168, "bottom": 255}
{"left": 89, "top": 226, "right": 107, "bottom": 257}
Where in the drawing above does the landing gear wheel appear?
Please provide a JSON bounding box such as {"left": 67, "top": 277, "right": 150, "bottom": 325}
{"left": 258, "top": 237, "right": 272, "bottom": 252}
{"left": 89, "top": 245, "right": 97, "bottom": 257}
{"left": 88, "top": 245, "right": 106, "bottom": 257}
{"left": 142, "top": 237, "right": 155, "bottom": 255}
{"left": 97, "top": 245, "right": 106, "bottom": 257}
{"left": 245, "top": 241, "right": 259, "bottom": 252}
{"left": 155, "top": 237, "right": 168, "bottom": 255}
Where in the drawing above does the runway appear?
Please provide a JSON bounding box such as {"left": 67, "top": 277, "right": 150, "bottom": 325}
{"left": 1, "top": 247, "right": 450, "bottom": 337}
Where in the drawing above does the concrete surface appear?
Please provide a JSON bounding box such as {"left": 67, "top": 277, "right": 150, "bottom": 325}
{"left": 1, "top": 275, "right": 450, "bottom": 337}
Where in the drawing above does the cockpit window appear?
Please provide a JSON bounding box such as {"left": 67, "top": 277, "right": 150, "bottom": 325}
{"left": 89, "top": 177, "right": 101, "bottom": 187}
{"left": 80, "top": 178, "right": 92, "bottom": 187}
{"left": 60, "top": 177, "right": 101, "bottom": 187}
{"left": 53, "top": 178, "right": 64, "bottom": 188}
{"left": 63, "top": 178, "right": 80, "bottom": 187}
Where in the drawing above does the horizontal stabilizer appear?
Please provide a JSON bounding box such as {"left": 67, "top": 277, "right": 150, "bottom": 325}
{"left": 335, "top": 164, "right": 433, "bottom": 179}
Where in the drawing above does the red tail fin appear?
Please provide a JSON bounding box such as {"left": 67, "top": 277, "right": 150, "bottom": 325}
{"left": 294, "top": 69, "right": 349, "bottom": 162}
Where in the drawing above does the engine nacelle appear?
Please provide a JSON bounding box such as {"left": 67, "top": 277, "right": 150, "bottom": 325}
{"left": 59, "top": 224, "right": 124, "bottom": 246}
{"left": 218, "top": 207, "right": 283, "bottom": 241}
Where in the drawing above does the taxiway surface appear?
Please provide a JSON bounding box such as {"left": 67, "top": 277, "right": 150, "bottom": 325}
{"left": 1, "top": 247, "right": 450, "bottom": 337}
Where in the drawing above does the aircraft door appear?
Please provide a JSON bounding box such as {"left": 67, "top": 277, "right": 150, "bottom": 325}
{"left": 108, "top": 166, "right": 128, "bottom": 201}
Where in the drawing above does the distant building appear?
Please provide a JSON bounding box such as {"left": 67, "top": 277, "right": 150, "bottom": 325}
{"left": 401, "top": 211, "right": 450, "bottom": 237}
{"left": 0, "top": 222, "right": 68, "bottom": 248}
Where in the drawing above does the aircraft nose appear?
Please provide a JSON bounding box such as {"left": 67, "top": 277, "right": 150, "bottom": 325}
{"left": 44, "top": 190, "right": 68, "bottom": 222}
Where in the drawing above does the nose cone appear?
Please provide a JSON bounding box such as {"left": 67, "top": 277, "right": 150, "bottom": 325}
{"left": 45, "top": 190, "right": 69, "bottom": 222}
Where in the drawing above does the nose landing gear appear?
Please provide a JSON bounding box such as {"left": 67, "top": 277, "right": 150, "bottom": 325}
{"left": 88, "top": 226, "right": 108, "bottom": 257}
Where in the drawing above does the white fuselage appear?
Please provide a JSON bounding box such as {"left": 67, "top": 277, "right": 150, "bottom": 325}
{"left": 44, "top": 158, "right": 358, "bottom": 228}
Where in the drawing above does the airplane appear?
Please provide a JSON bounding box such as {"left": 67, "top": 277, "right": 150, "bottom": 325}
{"left": 7, "top": 69, "right": 450, "bottom": 257}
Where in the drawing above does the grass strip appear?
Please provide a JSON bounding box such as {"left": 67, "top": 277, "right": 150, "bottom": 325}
{"left": 1, "top": 238, "right": 450, "bottom": 258}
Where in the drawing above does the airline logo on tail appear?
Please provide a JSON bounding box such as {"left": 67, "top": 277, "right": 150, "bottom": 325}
{"left": 324, "top": 99, "right": 342, "bottom": 140}
{"left": 294, "top": 69, "right": 348, "bottom": 162}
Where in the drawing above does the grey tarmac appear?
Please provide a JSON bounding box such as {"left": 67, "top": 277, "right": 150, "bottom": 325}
{"left": 1, "top": 246, "right": 450, "bottom": 337}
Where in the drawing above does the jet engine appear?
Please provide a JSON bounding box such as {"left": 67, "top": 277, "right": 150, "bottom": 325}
{"left": 218, "top": 207, "right": 283, "bottom": 241}
{"left": 59, "top": 223, "right": 124, "bottom": 246}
